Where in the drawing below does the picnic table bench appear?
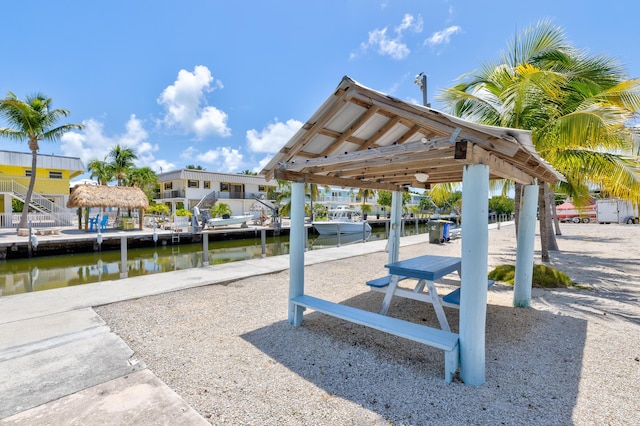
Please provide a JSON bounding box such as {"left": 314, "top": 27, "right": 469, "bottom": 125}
{"left": 290, "top": 295, "right": 460, "bottom": 383}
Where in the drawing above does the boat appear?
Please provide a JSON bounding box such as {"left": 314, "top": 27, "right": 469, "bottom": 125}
{"left": 312, "top": 206, "right": 372, "bottom": 235}
{"left": 555, "top": 201, "right": 597, "bottom": 223}
{"left": 206, "top": 214, "right": 254, "bottom": 229}
{"left": 310, "top": 230, "right": 371, "bottom": 247}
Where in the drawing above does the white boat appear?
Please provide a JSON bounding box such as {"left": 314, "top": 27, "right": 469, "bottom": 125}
{"left": 206, "top": 214, "right": 254, "bottom": 229}
{"left": 312, "top": 206, "right": 372, "bottom": 235}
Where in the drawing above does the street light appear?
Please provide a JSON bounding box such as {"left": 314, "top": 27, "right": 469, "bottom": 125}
{"left": 414, "top": 72, "right": 430, "bottom": 107}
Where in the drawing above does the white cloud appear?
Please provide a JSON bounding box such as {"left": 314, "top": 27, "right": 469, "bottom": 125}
{"left": 354, "top": 14, "right": 423, "bottom": 60}
{"left": 157, "top": 65, "right": 231, "bottom": 138}
{"left": 181, "top": 146, "right": 245, "bottom": 173}
{"left": 425, "top": 25, "right": 461, "bottom": 46}
{"left": 60, "top": 114, "right": 174, "bottom": 175}
{"left": 396, "top": 13, "right": 423, "bottom": 33}
{"left": 253, "top": 155, "right": 273, "bottom": 174}
{"left": 246, "top": 118, "right": 303, "bottom": 153}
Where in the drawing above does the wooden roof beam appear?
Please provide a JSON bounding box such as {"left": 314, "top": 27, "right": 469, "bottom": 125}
{"left": 457, "top": 141, "right": 535, "bottom": 185}
{"left": 274, "top": 169, "right": 403, "bottom": 191}
{"left": 279, "top": 137, "right": 454, "bottom": 172}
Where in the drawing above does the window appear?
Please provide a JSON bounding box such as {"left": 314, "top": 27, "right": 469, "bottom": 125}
{"left": 220, "top": 182, "right": 229, "bottom": 192}
{"left": 24, "top": 170, "right": 32, "bottom": 177}
{"left": 258, "top": 185, "right": 266, "bottom": 192}
{"left": 164, "top": 182, "right": 173, "bottom": 190}
{"left": 204, "top": 181, "right": 211, "bottom": 189}
{"left": 49, "top": 171, "right": 63, "bottom": 179}
{"left": 187, "top": 180, "right": 199, "bottom": 188}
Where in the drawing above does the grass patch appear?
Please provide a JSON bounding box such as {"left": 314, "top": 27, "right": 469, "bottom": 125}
{"left": 488, "top": 264, "right": 574, "bottom": 288}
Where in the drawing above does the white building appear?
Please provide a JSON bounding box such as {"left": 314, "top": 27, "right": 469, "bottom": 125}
{"left": 155, "top": 169, "right": 276, "bottom": 216}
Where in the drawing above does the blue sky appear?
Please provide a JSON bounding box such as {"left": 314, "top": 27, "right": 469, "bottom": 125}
{"left": 1, "top": 1, "right": 638, "bottom": 179}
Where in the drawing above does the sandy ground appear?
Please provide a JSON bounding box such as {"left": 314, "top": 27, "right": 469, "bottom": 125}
{"left": 96, "top": 223, "right": 640, "bottom": 425}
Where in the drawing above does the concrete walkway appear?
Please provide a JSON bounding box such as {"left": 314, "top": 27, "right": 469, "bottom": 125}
{"left": 0, "top": 231, "right": 443, "bottom": 424}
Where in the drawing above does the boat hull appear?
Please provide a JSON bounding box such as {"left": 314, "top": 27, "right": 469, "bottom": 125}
{"left": 312, "top": 221, "right": 372, "bottom": 235}
{"left": 206, "top": 215, "right": 253, "bottom": 228}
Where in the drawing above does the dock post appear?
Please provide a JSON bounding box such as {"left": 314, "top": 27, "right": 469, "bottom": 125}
{"left": 120, "top": 236, "right": 128, "bottom": 279}
{"left": 27, "top": 221, "right": 32, "bottom": 258}
{"left": 261, "top": 229, "right": 266, "bottom": 257}
{"left": 202, "top": 232, "right": 209, "bottom": 266}
{"left": 362, "top": 221, "right": 367, "bottom": 243}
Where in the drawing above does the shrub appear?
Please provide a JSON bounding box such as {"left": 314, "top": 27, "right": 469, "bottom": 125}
{"left": 147, "top": 204, "right": 169, "bottom": 215}
{"left": 488, "top": 264, "right": 574, "bottom": 288}
{"left": 210, "top": 203, "right": 232, "bottom": 218}
{"left": 175, "top": 208, "right": 192, "bottom": 217}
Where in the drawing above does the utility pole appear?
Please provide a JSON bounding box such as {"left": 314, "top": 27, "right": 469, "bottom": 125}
{"left": 414, "top": 72, "right": 430, "bottom": 107}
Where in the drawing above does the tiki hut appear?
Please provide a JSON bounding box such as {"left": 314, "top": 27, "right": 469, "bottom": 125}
{"left": 67, "top": 184, "right": 149, "bottom": 231}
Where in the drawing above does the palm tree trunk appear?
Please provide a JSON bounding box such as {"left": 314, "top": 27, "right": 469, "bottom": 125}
{"left": 538, "top": 185, "right": 549, "bottom": 262}
{"left": 514, "top": 182, "right": 522, "bottom": 237}
{"left": 17, "top": 150, "right": 38, "bottom": 232}
{"left": 549, "top": 186, "right": 562, "bottom": 236}
{"left": 543, "top": 183, "right": 559, "bottom": 251}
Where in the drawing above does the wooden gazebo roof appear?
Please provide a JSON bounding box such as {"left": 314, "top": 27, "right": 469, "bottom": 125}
{"left": 261, "top": 76, "right": 562, "bottom": 190}
{"left": 67, "top": 185, "right": 150, "bottom": 209}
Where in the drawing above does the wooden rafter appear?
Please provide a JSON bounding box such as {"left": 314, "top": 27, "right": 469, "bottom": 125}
{"left": 274, "top": 169, "right": 403, "bottom": 191}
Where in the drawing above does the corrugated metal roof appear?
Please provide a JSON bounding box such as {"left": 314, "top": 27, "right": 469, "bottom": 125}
{"left": 0, "top": 150, "right": 85, "bottom": 172}
{"left": 260, "top": 76, "right": 563, "bottom": 191}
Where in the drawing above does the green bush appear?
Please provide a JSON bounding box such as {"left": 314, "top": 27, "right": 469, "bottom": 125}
{"left": 147, "top": 204, "right": 169, "bottom": 215}
{"left": 488, "top": 264, "right": 574, "bottom": 288}
{"left": 174, "top": 208, "right": 192, "bottom": 217}
{"left": 210, "top": 203, "right": 232, "bottom": 218}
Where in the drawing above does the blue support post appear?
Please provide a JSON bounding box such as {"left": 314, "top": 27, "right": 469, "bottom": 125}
{"left": 289, "top": 182, "right": 306, "bottom": 326}
{"left": 514, "top": 183, "right": 539, "bottom": 307}
{"left": 459, "top": 163, "right": 489, "bottom": 386}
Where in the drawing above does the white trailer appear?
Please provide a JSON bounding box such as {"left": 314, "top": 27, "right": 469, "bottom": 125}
{"left": 596, "top": 199, "right": 638, "bottom": 224}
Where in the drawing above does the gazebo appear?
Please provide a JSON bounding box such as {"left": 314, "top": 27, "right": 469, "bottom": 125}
{"left": 260, "top": 76, "right": 562, "bottom": 385}
{"left": 66, "top": 184, "right": 149, "bottom": 231}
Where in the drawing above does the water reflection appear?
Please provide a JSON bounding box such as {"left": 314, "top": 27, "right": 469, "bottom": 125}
{"left": 0, "top": 223, "right": 432, "bottom": 297}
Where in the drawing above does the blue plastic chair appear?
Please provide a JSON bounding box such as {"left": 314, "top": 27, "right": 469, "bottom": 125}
{"left": 89, "top": 214, "right": 99, "bottom": 232}
{"left": 100, "top": 215, "right": 109, "bottom": 231}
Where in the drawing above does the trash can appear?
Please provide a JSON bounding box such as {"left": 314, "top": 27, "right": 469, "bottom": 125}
{"left": 443, "top": 221, "right": 452, "bottom": 242}
{"left": 427, "top": 220, "right": 453, "bottom": 244}
{"left": 427, "top": 220, "right": 445, "bottom": 244}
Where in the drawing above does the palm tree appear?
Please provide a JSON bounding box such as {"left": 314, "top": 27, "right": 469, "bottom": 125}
{"left": 87, "top": 156, "right": 114, "bottom": 185}
{"left": 108, "top": 145, "right": 137, "bottom": 186}
{"left": 0, "top": 92, "right": 83, "bottom": 232}
{"left": 238, "top": 169, "right": 257, "bottom": 175}
{"left": 126, "top": 167, "right": 158, "bottom": 200}
{"left": 357, "top": 188, "right": 376, "bottom": 218}
{"left": 440, "top": 20, "right": 640, "bottom": 260}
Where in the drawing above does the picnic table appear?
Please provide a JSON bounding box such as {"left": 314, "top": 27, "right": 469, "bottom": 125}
{"left": 367, "top": 255, "right": 462, "bottom": 332}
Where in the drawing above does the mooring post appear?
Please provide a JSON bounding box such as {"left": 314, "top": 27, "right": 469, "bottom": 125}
{"left": 120, "top": 236, "right": 128, "bottom": 279}
{"left": 261, "top": 229, "right": 266, "bottom": 258}
{"left": 202, "top": 232, "right": 209, "bottom": 266}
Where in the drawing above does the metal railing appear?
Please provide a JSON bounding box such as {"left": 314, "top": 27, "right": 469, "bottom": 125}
{"left": 0, "top": 212, "right": 77, "bottom": 228}
{"left": 0, "top": 179, "right": 73, "bottom": 226}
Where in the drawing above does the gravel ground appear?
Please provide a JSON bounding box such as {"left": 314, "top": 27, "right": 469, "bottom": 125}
{"left": 96, "top": 223, "right": 640, "bottom": 425}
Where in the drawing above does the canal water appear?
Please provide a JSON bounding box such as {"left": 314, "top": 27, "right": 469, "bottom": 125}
{"left": 0, "top": 223, "right": 433, "bottom": 297}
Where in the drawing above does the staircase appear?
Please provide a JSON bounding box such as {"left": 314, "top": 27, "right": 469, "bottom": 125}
{"left": 195, "top": 191, "right": 219, "bottom": 211}
{"left": 0, "top": 179, "right": 73, "bottom": 226}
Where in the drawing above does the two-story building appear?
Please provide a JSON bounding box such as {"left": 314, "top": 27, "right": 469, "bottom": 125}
{"left": 155, "top": 169, "right": 276, "bottom": 217}
{"left": 0, "top": 150, "right": 85, "bottom": 227}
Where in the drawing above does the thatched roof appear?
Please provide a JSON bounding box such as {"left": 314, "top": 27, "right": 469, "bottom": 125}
{"left": 67, "top": 184, "right": 150, "bottom": 209}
